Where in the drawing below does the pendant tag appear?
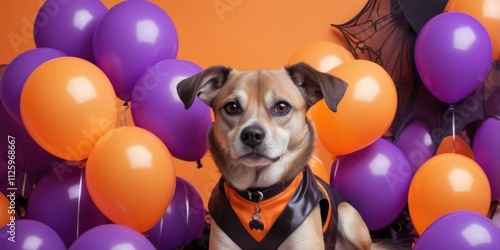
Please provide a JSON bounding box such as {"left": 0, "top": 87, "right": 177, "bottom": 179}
{"left": 248, "top": 191, "right": 264, "bottom": 231}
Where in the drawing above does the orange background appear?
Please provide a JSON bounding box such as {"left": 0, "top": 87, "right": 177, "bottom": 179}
{"left": 0, "top": 0, "right": 367, "bottom": 207}
{"left": 0, "top": 0, "right": 367, "bottom": 68}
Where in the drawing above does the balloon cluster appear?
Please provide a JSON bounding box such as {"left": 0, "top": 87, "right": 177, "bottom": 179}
{"left": 1, "top": 0, "right": 499, "bottom": 249}
{"left": 0, "top": 0, "right": 208, "bottom": 249}
{"left": 410, "top": 2, "right": 500, "bottom": 247}
{"left": 290, "top": 1, "right": 500, "bottom": 247}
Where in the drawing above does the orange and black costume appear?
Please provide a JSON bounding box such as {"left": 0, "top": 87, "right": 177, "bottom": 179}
{"left": 209, "top": 167, "right": 343, "bottom": 250}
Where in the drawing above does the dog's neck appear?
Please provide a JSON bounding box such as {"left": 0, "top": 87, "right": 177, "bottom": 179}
{"left": 233, "top": 176, "right": 296, "bottom": 202}
{"left": 219, "top": 153, "right": 303, "bottom": 191}
{"left": 207, "top": 123, "right": 316, "bottom": 191}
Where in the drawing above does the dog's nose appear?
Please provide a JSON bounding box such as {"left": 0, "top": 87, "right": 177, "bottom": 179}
{"left": 241, "top": 125, "right": 265, "bottom": 147}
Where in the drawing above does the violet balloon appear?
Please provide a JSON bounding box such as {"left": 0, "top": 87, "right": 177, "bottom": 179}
{"left": 0, "top": 97, "right": 63, "bottom": 177}
{"left": 69, "top": 224, "right": 156, "bottom": 250}
{"left": 473, "top": 117, "right": 500, "bottom": 201}
{"left": 27, "top": 163, "right": 109, "bottom": 247}
{"left": 414, "top": 211, "right": 500, "bottom": 250}
{"left": 93, "top": 0, "right": 178, "bottom": 101}
{"left": 415, "top": 12, "right": 492, "bottom": 104}
{"left": 34, "top": 0, "right": 107, "bottom": 62}
{"left": 394, "top": 120, "right": 434, "bottom": 173}
{"left": 0, "top": 48, "right": 65, "bottom": 125}
{"left": 331, "top": 138, "right": 413, "bottom": 230}
{"left": 0, "top": 219, "right": 66, "bottom": 250}
{"left": 131, "top": 59, "right": 211, "bottom": 161}
{"left": 148, "top": 177, "right": 205, "bottom": 249}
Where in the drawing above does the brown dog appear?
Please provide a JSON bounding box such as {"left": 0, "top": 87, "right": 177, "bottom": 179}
{"left": 177, "top": 63, "right": 381, "bottom": 249}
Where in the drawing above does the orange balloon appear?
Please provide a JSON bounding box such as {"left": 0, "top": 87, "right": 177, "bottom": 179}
{"left": 436, "top": 135, "right": 475, "bottom": 160}
{"left": 288, "top": 41, "right": 354, "bottom": 72}
{"left": 0, "top": 193, "right": 12, "bottom": 227}
{"left": 310, "top": 59, "right": 397, "bottom": 155}
{"left": 408, "top": 153, "right": 491, "bottom": 235}
{"left": 308, "top": 155, "right": 331, "bottom": 184}
{"left": 86, "top": 126, "right": 176, "bottom": 232}
{"left": 20, "top": 57, "right": 118, "bottom": 161}
{"left": 445, "top": 0, "right": 500, "bottom": 61}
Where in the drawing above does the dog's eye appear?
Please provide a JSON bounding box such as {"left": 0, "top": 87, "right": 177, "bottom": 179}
{"left": 273, "top": 101, "right": 291, "bottom": 115}
{"left": 223, "top": 101, "right": 241, "bottom": 115}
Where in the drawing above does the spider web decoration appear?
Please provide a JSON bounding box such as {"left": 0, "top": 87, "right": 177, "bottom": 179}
{"left": 330, "top": 1, "right": 500, "bottom": 244}
{"left": 330, "top": 0, "right": 498, "bottom": 143}
{"left": 447, "top": 63, "right": 500, "bottom": 139}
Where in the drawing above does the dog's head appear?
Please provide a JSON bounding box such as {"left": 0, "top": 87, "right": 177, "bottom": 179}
{"left": 177, "top": 62, "right": 347, "bottom": 189}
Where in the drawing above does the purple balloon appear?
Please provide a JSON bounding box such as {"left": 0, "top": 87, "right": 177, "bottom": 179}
{"left": 27, "top": 163, "right": 109, "bottom": 247}
{"left": 0, "top": 219, "right": 66, "bottom": 250}
{"left": 0, "top": 96, "right": 63, "bottom": 177}
{"left": 93, "top": 0, "right": 178, "bottom": 101}
{"left": 394, "top": 120, "right": 434, "bottom": 173}
{"left": 415, "top": 12, "right": 492, "bottom": 104}
{"left": 0, "top": 48, "right": 65, "bottom": 125}
{"left": 34, "top": 0, "right": 107, "bottom": 62}
{"left": 331, "top": 138, "right": 413, "bottom": 230}
{"left": 473, "top": 117, "right": 500, "bottom": 201}
{"left": 131, "top": 59, "right": 210, "bottom": 161}
{"left": 147, "top": 177, "right": 205, "bottom": 249}
{"left": 414, "top": 211, "right": 500, "bottom": 250}
{"left": 69, "top": 224, "right": 156, "bottom": 250}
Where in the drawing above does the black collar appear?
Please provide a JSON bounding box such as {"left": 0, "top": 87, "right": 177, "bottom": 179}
{"left": 233, "top": 177, "right": 296, "bottom": 202}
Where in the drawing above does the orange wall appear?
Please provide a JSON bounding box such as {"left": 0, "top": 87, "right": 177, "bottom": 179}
{"left": 0, "top": 0, "right": 366, "bottom": 69}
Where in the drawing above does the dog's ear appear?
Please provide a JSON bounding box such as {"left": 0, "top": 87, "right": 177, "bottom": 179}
{"left": 177, "top": 65, "right": 232, "bottom": 109}
{"left": 285, "top": 62, "right": 347, "bottom": 112}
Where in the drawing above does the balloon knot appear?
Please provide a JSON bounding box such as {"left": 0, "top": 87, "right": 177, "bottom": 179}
{"left": 78, "top": 160, "right": 87, "bottom": 169}
{"left": 196, "top": 159, "right": 203, "bottom": 169}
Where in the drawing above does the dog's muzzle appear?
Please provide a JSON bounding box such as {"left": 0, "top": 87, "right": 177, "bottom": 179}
{"left": 237, "top": 124, "right": 281, "bottom": 166}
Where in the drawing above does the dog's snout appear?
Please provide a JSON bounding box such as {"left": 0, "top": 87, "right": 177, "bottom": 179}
{"left": 241, "top": 125, "right": 265, "bottom": 147}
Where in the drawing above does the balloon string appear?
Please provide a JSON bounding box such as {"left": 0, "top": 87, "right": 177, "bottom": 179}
{"left": 183, "top": 183, "right": 190, "bottom": 244}
{"left": 191, "top": 168, "right": 198, "bottom": 190}
{"left": 189, "top": 160, "right": 202, "bottom": 221}
{"left": 76, "top": 169, "right": 83, "bottom": 239}
{"left": 121, "top": 101, "right": 130, "bottom": 126}
{"left": 450, "top": 104, "right": 456, "bottom": 154}
{"left": 332, "top": 157, "right": 340, "bottom": 183}
{"left": 156, "top": 217, "right": 164, "bottom": 249}
{"left": 21, "top": 167, "right": 27, "bottom": 198}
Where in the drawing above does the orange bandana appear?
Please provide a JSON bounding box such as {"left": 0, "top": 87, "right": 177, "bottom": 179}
{"left": 225, "top": 172, "right": 303, "bottom": 242}
{"left": 208, "top": 167, "right": 338, "bottom": 250}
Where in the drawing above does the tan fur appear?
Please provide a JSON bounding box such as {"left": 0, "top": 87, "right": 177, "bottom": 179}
{"left": 336, "top": 203, "right": 373, "bottom": 250}
{"left": 177, "top": 63, "right": 391, "bottom": 250}
{"left": 208, "top": 69, "right": 313, "bottom": 190}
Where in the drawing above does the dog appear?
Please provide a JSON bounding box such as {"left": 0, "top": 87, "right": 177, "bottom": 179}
{"left": 177, "top": 62, "right": 393, "bottom": 249}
